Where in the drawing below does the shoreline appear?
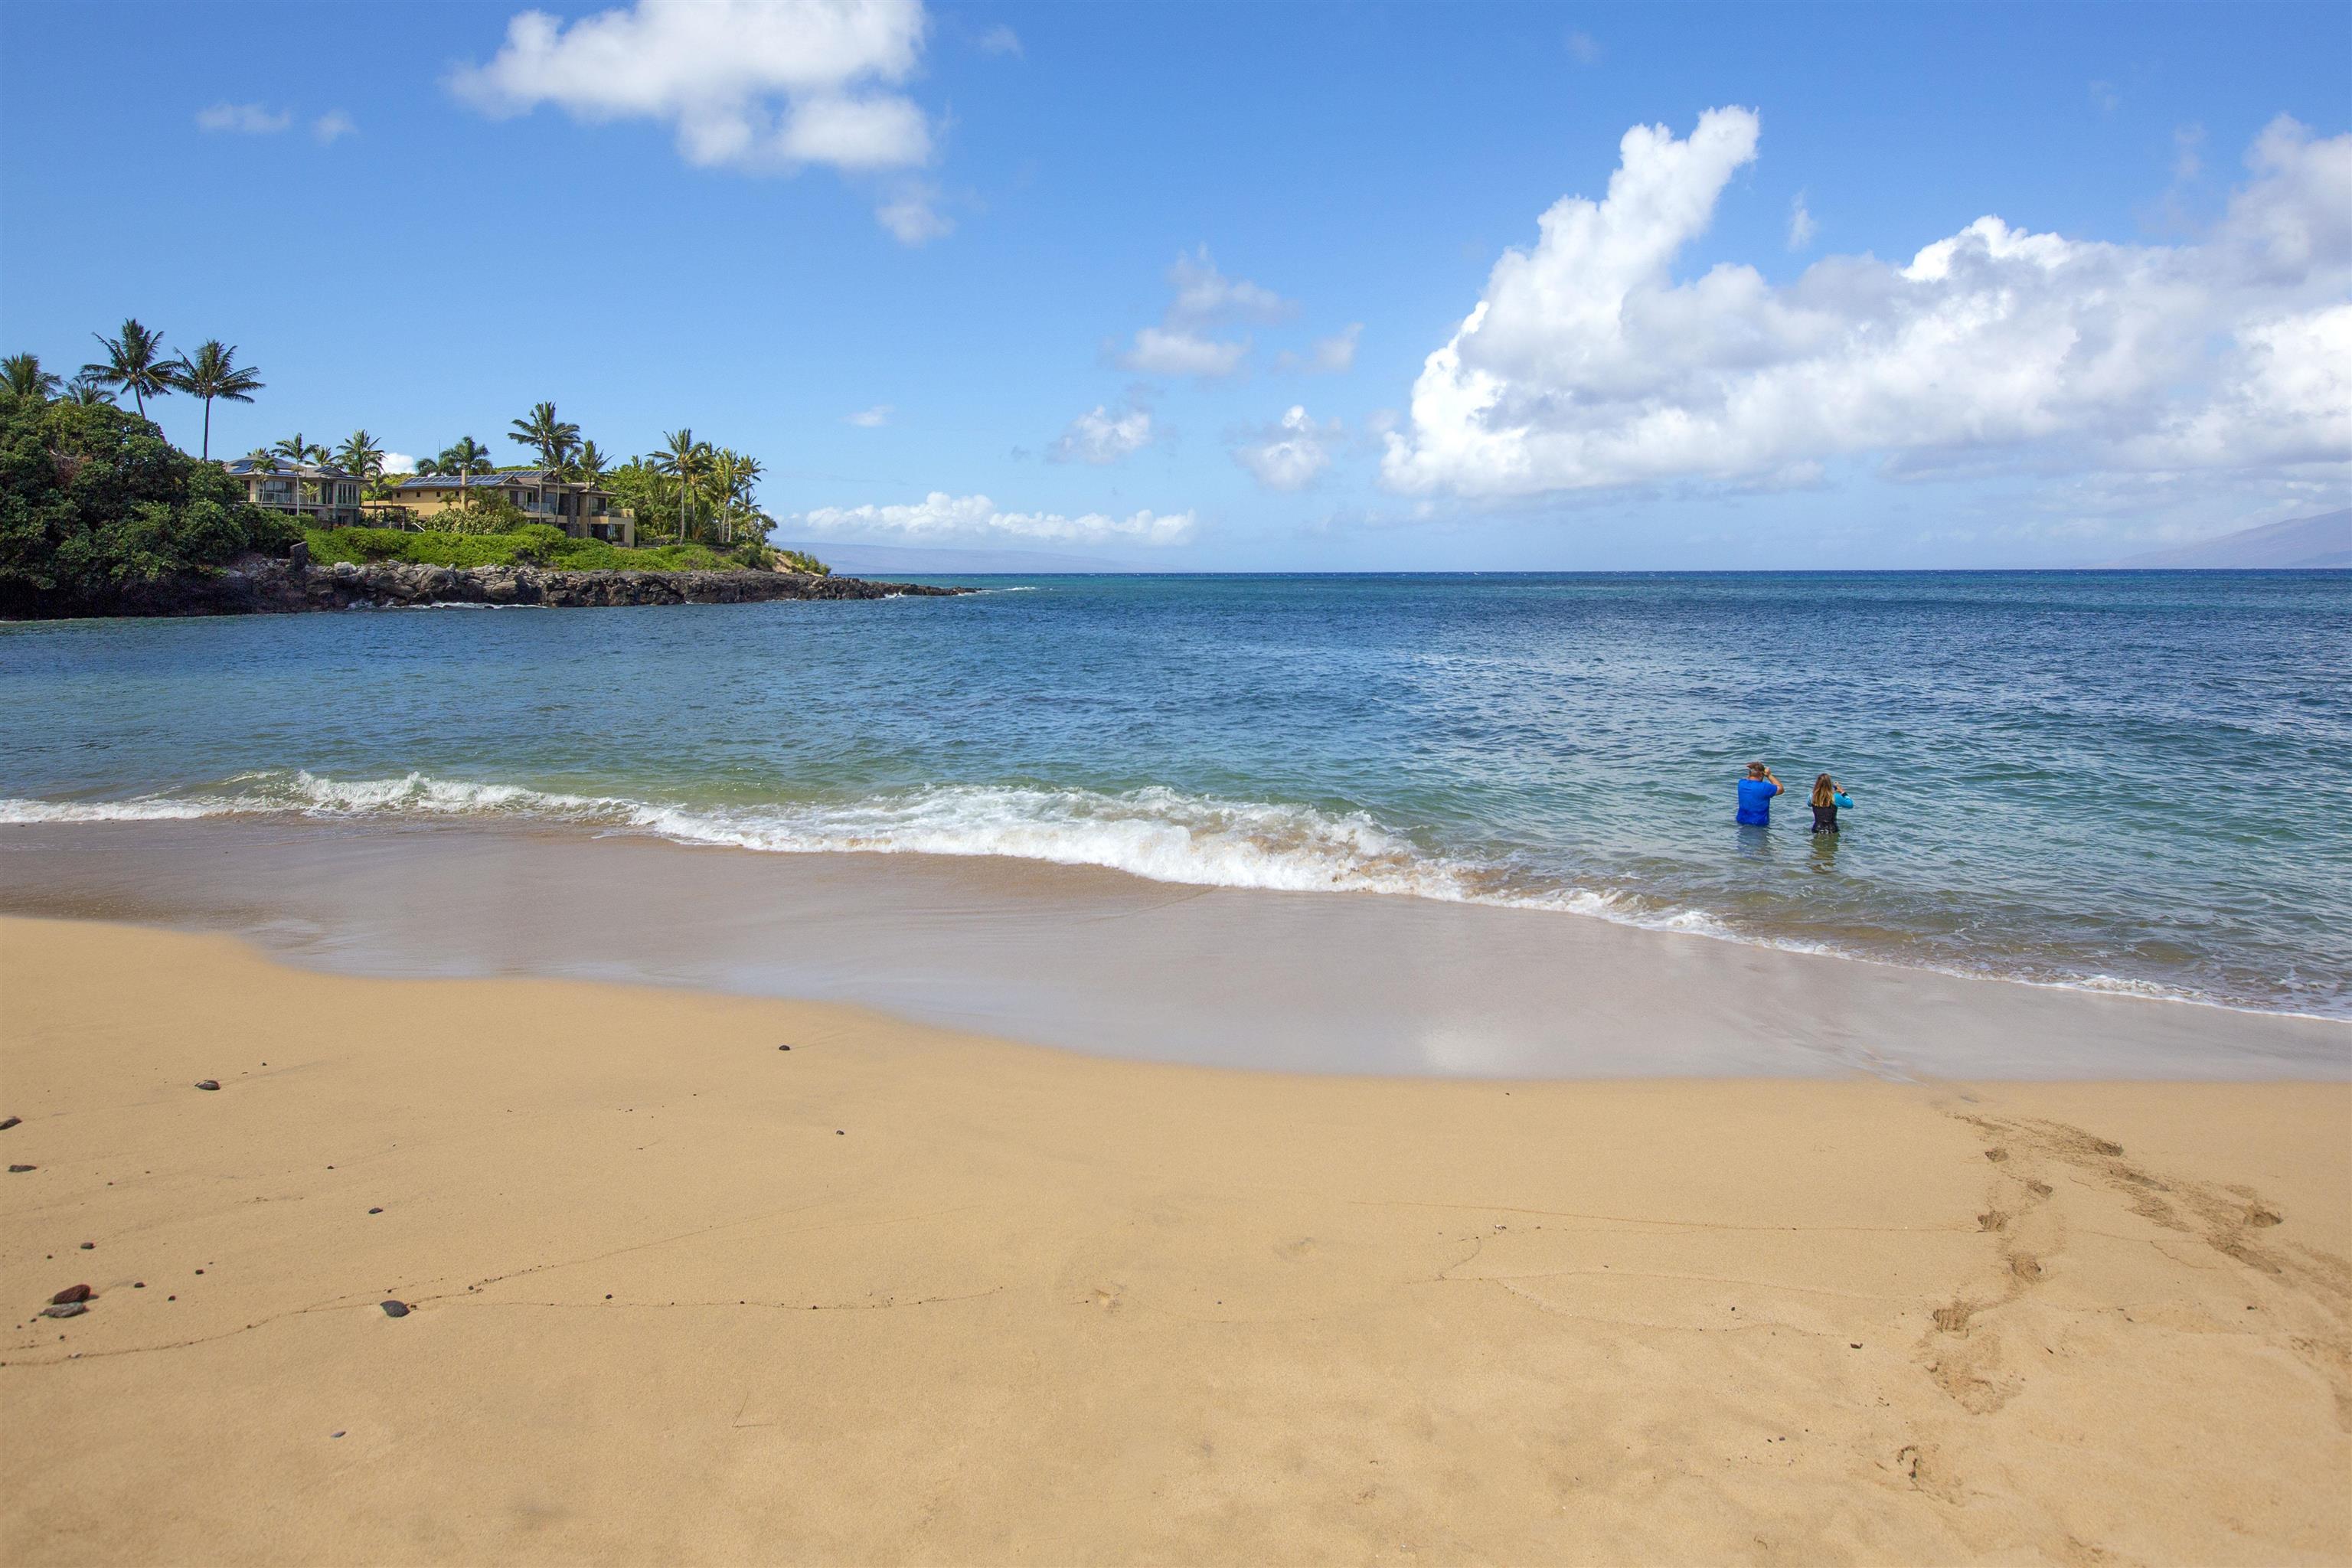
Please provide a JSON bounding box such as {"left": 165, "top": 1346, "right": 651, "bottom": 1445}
{"left": 2, "top": 915, "right": 2347, "bottom": 1563}
{"left": 2, "top": 815, "right": 2345, "bottom": 1080}
{"left": 0, "top": 554, "right": 973, "bottom": 620}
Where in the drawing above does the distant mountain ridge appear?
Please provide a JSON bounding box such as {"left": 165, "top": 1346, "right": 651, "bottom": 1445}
{"left": 2109, "top": 509, "right": 2352, "bottom": 569}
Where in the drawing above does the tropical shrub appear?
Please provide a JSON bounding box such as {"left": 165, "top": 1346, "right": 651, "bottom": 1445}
{"left": 0, "top": 394, "right": 297, "bottom": 611}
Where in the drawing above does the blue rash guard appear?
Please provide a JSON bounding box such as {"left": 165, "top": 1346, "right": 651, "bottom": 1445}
{"left": 1736, "top": 777, "right": 1781, "bottom": 825}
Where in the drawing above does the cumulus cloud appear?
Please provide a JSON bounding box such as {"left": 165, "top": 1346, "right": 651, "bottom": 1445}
{"left": 876, "top": 184, "right": 952, "bottom": 244}
{"left": 794, "top": 492, "right": 1196, "bottom": 545}
{"left": 196, "top": 103, "right": 292, "bottom": 135}
{"left": 978, "top": 23, "right": 1021, "bottom": 57}
{"left": 1785, "top": 191, "right": 1815, "bottom": 251}
{"left": 1114, "top": 246, "right": 1289, "bottom": 377}
{"left": 1234, "top": 406, "right": 1342, "bottom": 491}
{"left": 1381, "top": 108, "right": 2352, "bottom": 498}
{"left": 312, "top": 110, "right": 358, "bottom": 145}
{"left": 381, "top": 452, "right": 418, "bottom": 475}
{"left": 844, "top": 404, "right": 893, "bottom": 427}
{"left": 451, "top": 0, "right": 936, "bottom": 236}
{"left": 1050, "top": 404, "right": 1155, "bottom": 465}
{"left": 1278, "top": 323, "right": 1362, "bottom": 374}
{"left": 1119, "top": 326, "right": 1250, "bottom": 378}
{"left": 1165, "top": 246, "right": 1292, "bottom": 325}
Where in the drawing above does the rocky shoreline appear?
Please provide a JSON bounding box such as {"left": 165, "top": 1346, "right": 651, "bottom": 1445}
{"left": 5, "top": 552, "right": 972, "bottom": 619}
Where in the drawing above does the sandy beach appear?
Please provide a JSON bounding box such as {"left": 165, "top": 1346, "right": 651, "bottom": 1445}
{"left": 4, "top": 913, "right": 2347, "bottom": 1564}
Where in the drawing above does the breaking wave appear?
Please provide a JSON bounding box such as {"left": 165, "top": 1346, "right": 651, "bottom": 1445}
{"left": 0, "top": 769, "right": 2321, "bottom": 1014}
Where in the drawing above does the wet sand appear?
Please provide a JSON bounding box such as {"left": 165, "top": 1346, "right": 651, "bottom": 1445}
{"left": 2, "top": 818, "right": 2345, "bottom": 1079}
{"left": 2, "top": 915, "right": 2349, "bottom": 1565}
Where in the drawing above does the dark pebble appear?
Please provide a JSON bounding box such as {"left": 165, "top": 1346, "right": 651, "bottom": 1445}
{"left": 51, "top": 1285, "right": 93, "bottom": 1305}
{"left": 836, "top": 1129, "right": 845, "bottom": 1135}
{"left": 0, "top": 1116, "right": 19, "bottom": 1131}
{"left": 331, "top": 1431, "right": 345, "bottom": 1439}
{"left": 6, "top": 1165, "right": 31, "bottom": 1174}
{"left": 779, "top": 1044, "right": 791, "bottom": 1051}
{"left": 78, "top": 1242, "right": 93, "bottom": 1250}
{"left": 194, "top": 1080, "right": 220, "bottom": 1092}
{"left": 380, "top": 1300, "right": 410, "bottom": 1318}
{"left": 368, "top": 1207, "right": 383, "bottom": 1215}
{"left": 41, "top": 1302, "right": 87, "bottom": 1319}
{"left": 1850, "top": 1342, "right": 1863, "bottom": 1349}
{"left": 133, "top": 1282, "right": 145, "bottom": 1289}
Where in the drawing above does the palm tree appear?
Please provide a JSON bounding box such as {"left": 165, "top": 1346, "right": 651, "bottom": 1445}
{"left": 707, "top": 449, "right": 764, "bottom": 545}
{"left": 508, "top": 401, "right": 581, "bottom": 471}
{"left": 333, "top": 429, "right": 386, "bottom": 480}
{"left": 62, "top": 375, "right": 117, "bottom": 407}
{"left": 652, "top": 428, "right": 709, "bottom": 543}
{"left": 437, "top": 436, "right": 495, "bottom": 505}
{"left": 170, "top": 341, "right": 263, "bottom": 461}
{"left": 82, "top": 318, "right": 175, "bottom": 419}
{"left": 570, "top": 439, "right": 610, "bottom": 485}
{"left": 3, "top": 353, "right": 61, "bottom": 402}
{"left": 243, "top": 448, "right": 277, "bottom": 474}
{"left": 273, "top": 433, "right": 329, "bottom": 466}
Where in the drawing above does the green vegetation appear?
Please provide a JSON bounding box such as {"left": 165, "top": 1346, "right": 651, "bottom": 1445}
{"left": 2, "top": 328, "right": 837, "bottom": 602}
{"left": 305, "top": 524, "right": 778, "bottom": 573}
{"left": 0, "top": 392, "right": 297, "bottom": 610}
{"left": 172, "top": 341, "right": 263, "bottom": 460}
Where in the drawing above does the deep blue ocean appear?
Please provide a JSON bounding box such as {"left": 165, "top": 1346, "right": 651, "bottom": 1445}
{"left": 3, "top": 572, "right": 2347, "bottom": 1016}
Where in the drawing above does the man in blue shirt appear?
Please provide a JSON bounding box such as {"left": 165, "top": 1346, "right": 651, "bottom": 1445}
{"left": 1736, "top": 762, "right": 1783, "bottom": 825}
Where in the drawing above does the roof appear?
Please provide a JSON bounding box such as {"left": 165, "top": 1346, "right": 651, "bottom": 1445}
{"left": 221, "top": 459, "right": 354, "bottom": 480}
{"left": 390, "top": 469, "right": 606, "bottom": 491}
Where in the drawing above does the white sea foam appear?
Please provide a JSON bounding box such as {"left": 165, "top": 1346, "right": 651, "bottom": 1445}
{"left": 3, "top": 769, "right": 2325, "bottom": 1015}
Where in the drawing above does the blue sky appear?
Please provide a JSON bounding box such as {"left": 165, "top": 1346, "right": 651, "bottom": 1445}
{"left": 3, "top": 1, "right": 2346, "bottom": 568}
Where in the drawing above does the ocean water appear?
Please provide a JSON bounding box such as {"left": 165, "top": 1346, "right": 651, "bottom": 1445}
{"left": 2, "top": 571, "right": 2347, "bottom": 1018}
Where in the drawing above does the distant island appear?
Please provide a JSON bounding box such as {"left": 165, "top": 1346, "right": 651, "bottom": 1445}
{"left": 2107, "top": 508, "right": 2352, "bottom": 570}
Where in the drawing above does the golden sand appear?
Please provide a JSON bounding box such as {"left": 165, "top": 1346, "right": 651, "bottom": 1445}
{"left": 2, "top": 916, "right": 2347, "bottom": 1564}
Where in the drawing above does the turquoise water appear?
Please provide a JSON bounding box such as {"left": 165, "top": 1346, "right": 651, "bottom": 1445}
{"left": 2, "top": 572, "right": 2347, "bottom": 1017}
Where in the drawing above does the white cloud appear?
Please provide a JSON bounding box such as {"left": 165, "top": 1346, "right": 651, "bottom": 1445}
{"left": 844, "top": 405, "right": 893, "bottom": 427}
{"left": 1278, "top": 322, "right": 1361, "bottom": 374}
{"left": 1119, "top": 326, "right": 1250, "bottom": 378}
{"left": 1166, "top": 246, "right": 1292, "bottom": 325}
{"left": 381, "top": 452, "right": 418, "bottom": 475}
{"left": 1382, "top": 108, "right": 2352, "bottom": 498}
{"left": 1235, "top": 406, "right": 1341, "bottom": 491}
{"left": 1050, "top": 404, "right": 1155, "bottom": 465}
{"left": 312, "top": 110, "right": 358, "bottom": 145}
{"left": 1785, "top": 191, "right": 1815, "bottom": 250}
{"left": 1565, "top": 30, "right": 1601, "bottom": 65}
{"left": 794, "top": 492, "right": 1196, "bottom": 545}
{"left": 1112, "top": 246, "right": 1289, "bottom": 378}
{"left": 196, "top": 103, "right": 292, "bottom": 135}
{"left": 451, "top": 0, "right": 934, "bottom": 214}
{"left": 978, "top": 23, "right": 1021, "bottom": 57}
{"left": 876, "top": 184, "right": 952, "bottom": 244}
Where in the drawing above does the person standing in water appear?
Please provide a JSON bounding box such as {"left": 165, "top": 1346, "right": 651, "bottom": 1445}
{"left": 1810, "top": 773, "right": 1856, "bottom": 833}
{"left": 1736, "top": 762, "right": 1783, "bottom": 825}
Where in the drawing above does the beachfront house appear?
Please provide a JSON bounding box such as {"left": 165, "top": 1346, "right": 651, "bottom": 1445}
{"left": 220, "top": 458, "right": 364, "bottom": 527}
{"left": 377, "top": 470, "right": 635, "bottom": 545}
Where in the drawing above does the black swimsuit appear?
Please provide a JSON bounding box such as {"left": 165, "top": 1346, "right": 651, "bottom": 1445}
{"left": 1811, "top": 803, "right": 1839, "bottom": 834}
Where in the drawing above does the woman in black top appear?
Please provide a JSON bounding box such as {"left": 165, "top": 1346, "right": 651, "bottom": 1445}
{"left": 1810, "top": 774, "right": 1853, "bottom": 833}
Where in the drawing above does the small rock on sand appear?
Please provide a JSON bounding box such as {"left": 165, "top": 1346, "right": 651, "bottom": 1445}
{"left": 194, "top": 1080, "right": 220, "bottom": 1092}
{"left": 77, "top": 1242, "right": 93, "bottom": 1250}
{"left": 41, "top": 1302, "right": 87, "bottom": 1319}
{"left": 0, "top": 1116, "right": 19, "bottom": 1130}
{"left": 6, "top": 1165, "right": 32, "bottom": 1174}
{"left": 51, "top": 1285, "right": 92, "bottom": 1305}
{"left": 380, "top": 1300, "right": 410, "bottom": 1318}
{"left": 368, "top": 1207, "right": 383, "bottom": 1215}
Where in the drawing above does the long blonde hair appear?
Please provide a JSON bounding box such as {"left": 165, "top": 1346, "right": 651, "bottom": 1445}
{"left": 1811, "top": 774, "right": 1838, "bottom": 808}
